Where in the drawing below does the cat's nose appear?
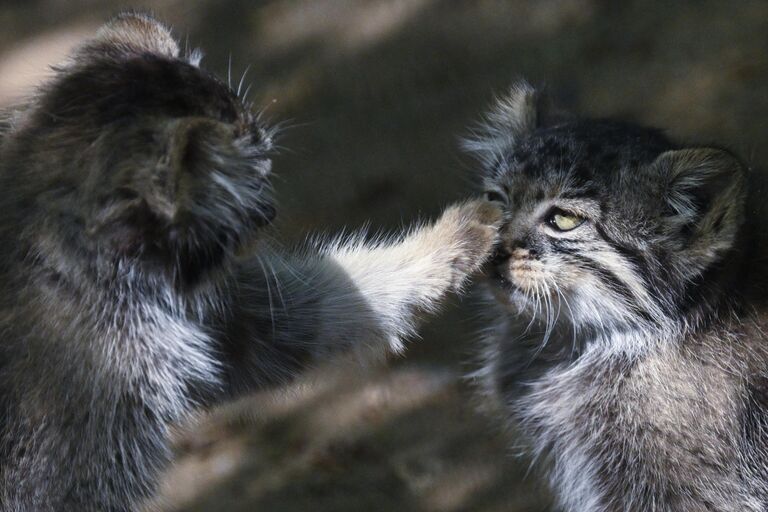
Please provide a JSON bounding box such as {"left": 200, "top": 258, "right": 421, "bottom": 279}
{"left": 511, "top": 247, "right": 536, "bottom": 260}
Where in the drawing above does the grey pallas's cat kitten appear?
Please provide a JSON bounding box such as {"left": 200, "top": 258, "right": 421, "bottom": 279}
{"left": 466, "top": 81, "right": 768, "bottom": 511}
{"left": 0, "top": 14, "right": 501, "bottom": 511}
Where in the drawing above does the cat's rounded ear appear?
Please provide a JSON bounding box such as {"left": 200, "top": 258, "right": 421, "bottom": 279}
{"left": 68, "top": 12, "right": 179, "bottom": 65}
{"left": 656, "top": 148, "right": 746, "bottom": 275}
{"left": 462, "top": 80, "right": 556, "bottom": 168}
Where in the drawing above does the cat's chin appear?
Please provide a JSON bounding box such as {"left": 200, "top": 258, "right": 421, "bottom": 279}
{"left": 484, "top": 274, "right": 532, "bottom": 313}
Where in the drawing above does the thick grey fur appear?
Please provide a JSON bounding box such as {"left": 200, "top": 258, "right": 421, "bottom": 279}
{"left": 469, "top": 81, "right": 768, "bottom": 511}
{"left": 0, "top": 14, "right": 501, "bottom": 511}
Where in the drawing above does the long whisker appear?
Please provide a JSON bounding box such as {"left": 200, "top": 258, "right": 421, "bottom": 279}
{"left": 553, "top": 283, "right": 578, "bottom": 358}
{"left": 227, "top": 53, "right": 232, "bottom": 88}
{"left": 242, "top": 83, "right": 254, "bottom": 102}
{"left": 237, "top": 64, "right": 252, "bottom": 97}
{"left": 263, "top": 256, "right": 287, "bottom": 312}
{"left": 253, "top": 253, "right": 277, "bottom": 340}
{"left": 533, "top": 279, "right": 556, "bottom": 360}
{"left": 524, "top": 283, "right": 538, "bottom": 333}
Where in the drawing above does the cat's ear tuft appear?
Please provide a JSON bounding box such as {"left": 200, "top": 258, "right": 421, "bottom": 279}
{"left": 462, "top": 80, "right": 551, "bottom": 168}
{"left": 80, "top": 12, "right": 179, "bottom": 61}
{"left": 488, "top": 81, "right": 541, "bottom": 136}
{"left": 656, "top": 148, "right": 746, "bottom": 274}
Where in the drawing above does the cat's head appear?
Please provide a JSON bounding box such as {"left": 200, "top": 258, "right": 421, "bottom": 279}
{"left": 1, "top": 13, "right": 274, "bottom": 285}
{"left": 465, "top": 82, "right": 746, "bottom": 335}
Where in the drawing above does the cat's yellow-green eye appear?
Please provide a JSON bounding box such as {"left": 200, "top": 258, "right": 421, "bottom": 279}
{"left": 547, "top": 210, "right": 585, "bottom": 232}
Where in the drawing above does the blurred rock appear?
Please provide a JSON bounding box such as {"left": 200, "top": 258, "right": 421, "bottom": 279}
{"left": 148, "top": 365, "right": 549, "bottom": 512}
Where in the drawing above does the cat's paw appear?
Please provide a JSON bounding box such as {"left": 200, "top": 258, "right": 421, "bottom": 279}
{"left": 436, "top": 199, "right": 503, "bottom": 290}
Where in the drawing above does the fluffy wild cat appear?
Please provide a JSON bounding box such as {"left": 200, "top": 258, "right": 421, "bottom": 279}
{"left": 468, "top": 82, "right": 768, "bottom": 511}
{"left": 0, "top": 14, "right": 501, "bottom": 511}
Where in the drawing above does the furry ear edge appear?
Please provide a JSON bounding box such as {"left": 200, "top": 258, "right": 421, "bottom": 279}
{"left": 70, "top": 12, "right": 180, "bottom": 64}
{"left": 656, "top": 147, "right": 747, "bottom": 275}
{"left": 462, "top": 80, "right": 548, "bottom": 168}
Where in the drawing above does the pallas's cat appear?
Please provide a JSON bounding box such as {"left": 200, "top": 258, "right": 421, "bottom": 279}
{"left": 470, "top": 82, "right": 768, "bottom": 511}
{"left": 0, "top": 14, "right": 500, "bottom": 511}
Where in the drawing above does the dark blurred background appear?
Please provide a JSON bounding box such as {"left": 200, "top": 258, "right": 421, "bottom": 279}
{"left": 2, "top": 1, "right": 767, "bottom": 510}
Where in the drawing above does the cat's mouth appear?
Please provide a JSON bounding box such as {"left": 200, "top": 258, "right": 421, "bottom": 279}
{"left": 486, "top": 263, "right": 530, "bottom": 309}
{"left": 488, "top": 264, "right": 516, "bottom": 292}
{"left": 486, "top": 256, "right": 560, "bottom": 314}
{"left": 487, "top": 245, "right": 533, "bottom": 283}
